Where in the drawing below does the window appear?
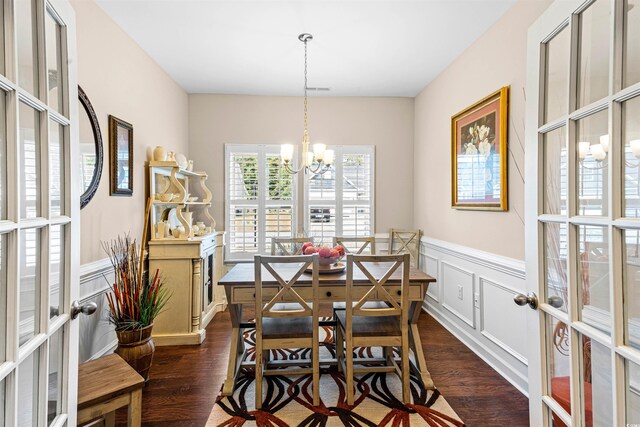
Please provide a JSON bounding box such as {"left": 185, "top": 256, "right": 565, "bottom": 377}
{"left": 225, "top": 144, "right": 374, "bottom": 261}
{"left": 305, "top": 146, "right": 375, "bottom": 246}
{"left": 225, "top": 145, "right": 297, "bottom": 261}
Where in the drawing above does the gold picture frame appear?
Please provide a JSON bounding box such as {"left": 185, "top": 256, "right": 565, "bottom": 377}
{"left": 451, "top": 86, "right": 509, "bottom": 211}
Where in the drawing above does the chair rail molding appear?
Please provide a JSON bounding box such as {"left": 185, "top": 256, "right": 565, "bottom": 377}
{"left": 420, "top": 236, "right": 529, "bottom": 396}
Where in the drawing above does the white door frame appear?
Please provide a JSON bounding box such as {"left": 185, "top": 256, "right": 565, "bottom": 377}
{"left": 0, "top": 0, "right": 79, "bottom": 425}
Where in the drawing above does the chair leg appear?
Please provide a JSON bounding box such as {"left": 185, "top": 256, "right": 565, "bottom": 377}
{"left": 346, "top": 336, "right": 354, "bottom": 406}
{"left": 336, "top": 324, "right": 344, "bottom": 373}
{"left": 312, "top": 339, "right": 320, "bottom": 406}
{"left": 401, "top": 330, "right": 410, "bottom": 404}
{"left": 255, "top": 340, "right": 263, "bottom": 409}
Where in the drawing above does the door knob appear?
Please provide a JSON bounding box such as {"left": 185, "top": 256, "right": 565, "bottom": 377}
{"left": 513, "top": 292, "right": 538, "bottom": 310}
{"left": 547, "top": 295, "right": 564, "bottom": 309}
{"left": 71, "top": 300, "right": 98, "bottom": 319}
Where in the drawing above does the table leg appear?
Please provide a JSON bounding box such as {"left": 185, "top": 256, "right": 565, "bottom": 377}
{"left": 128, "top": 389, "right": 142, "bottom": 427}
{"left": 408, "top": 298, "right": 435, "bottom": 390}
{"left": 222, "top": 292, "right": 245, "bottom": 396}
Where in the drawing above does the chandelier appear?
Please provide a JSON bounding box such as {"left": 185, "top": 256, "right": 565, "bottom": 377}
{"left": 578, "top": 134, "right": 640, "bottom": 169}
{"left": 280, "top": 33, "right": 334, "bottom": 174}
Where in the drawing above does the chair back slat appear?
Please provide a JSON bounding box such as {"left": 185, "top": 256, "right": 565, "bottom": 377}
{"left": 255, "top": 255, "right": 319, "bottom": 324}
{"left": 346, "top": 254, "right": 410, "bottom": 320}
{"left": 333, "top": 236, "right": 376, "bottom": 255}
{"left": 271, "top": 237, "right": 313, "bottom": 255}
{"left": 389, "top": 229, "right": 422, "bottom": 269}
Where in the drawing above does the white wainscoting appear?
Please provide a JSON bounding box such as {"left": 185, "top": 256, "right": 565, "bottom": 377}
{"left": 79, "top": 258, "right": 118, "bottom": 362}
{"left": 421, "top": 237, "right": 529, "bottom": 396}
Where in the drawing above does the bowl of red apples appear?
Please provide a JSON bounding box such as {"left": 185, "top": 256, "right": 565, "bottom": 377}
{"left": 302, "top": 242, "right": 346, "bottom": 267}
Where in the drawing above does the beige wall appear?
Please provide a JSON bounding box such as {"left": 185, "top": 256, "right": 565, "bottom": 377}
{"left": 413, "top": 0, "right": 552, "bottom": 261}
{"left": 189, "top": 95, "right": 415, "bottom": 234}
{"left": 72, "top": 0, "right": 189, "bottom": 264}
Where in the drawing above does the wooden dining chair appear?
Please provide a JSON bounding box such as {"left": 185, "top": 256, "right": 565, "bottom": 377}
{"left": 270, "top": 237, "right": 313, "bottom": 255}
{"left": 334, "top": 253, "right": 411, "bottom": 405}
{"left": 333, "top": 236, "right": 376, "bottom": 255}
{"left": 389, "top": 229, "right": 422, "bottom": 269}
{"left": 254, "top": 254, "right": 320, "bottom": 408}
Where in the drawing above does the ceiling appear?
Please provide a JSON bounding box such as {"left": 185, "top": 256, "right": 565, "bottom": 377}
{"left": 95, "top": 0, "right": 517, "bottom": 97}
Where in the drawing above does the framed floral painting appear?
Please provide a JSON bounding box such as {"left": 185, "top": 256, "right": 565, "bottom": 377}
{"left": 451, "top": 86, "right": 509, "bottom": 211}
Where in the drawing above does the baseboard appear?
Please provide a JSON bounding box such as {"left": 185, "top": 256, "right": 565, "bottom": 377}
{"left": 153, "top": 330, "right": 206, "bottom": 346}
{"left": 202, "top": 302, "right": 227, "bottom": 329}
{"left": 424, "top": 302, "right": 529, "bottom": 397}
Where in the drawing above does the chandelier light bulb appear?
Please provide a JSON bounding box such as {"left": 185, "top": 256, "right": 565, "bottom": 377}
{"left": 590, "top": 143, "right": 606, "bottom": 161}
{"left": 324, "top": 149, "right": 335, "bottom": 166}
{"left": 578, "top": 141, "right": 591, "bottom": 159}
{"left": 313, "top": 143, "right": 326, "bottom": 161}
{"left": 281, "top": 144, "right": 294, "bottom": 163}
{"left": 630, "top": 140, "right": 640, "bottom": 158}
{"left": 599, "top": 134, "right": 610, "bottom": 153}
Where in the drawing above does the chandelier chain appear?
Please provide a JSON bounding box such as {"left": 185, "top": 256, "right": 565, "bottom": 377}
{"left": 303, "top": 38, "right": 308, "bottom": 141}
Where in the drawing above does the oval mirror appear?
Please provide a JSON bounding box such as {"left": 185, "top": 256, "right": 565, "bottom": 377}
{"left": 79, "top": 85, "right": 103, "bottom": 208}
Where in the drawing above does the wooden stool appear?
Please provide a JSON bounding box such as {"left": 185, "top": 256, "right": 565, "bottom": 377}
{"left": 77, "top": 354, "right": 144, "bottom": 426}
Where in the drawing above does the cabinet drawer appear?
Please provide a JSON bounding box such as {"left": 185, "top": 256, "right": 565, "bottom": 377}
{"left": 382, "top": 285, "right": 423, "bottom": 300}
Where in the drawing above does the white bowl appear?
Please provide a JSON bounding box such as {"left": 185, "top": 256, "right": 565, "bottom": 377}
{"left": 176, "top": 153, "right": 188, "bottom": 169}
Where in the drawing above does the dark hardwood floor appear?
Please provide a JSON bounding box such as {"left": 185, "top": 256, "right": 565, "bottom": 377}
{"left": 116, "top": 308, "right": 529, "bottom": 426}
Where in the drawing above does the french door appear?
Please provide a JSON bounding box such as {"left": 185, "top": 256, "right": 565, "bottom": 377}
{"left": 525, "top": 0, "right": 640, "bottom": 425}
{"left": 0, "top": 0, "right": 79, "bottom": 426}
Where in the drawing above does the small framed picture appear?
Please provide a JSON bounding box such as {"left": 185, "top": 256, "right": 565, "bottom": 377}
{"left": 108, "top": 115, "right": 133, "bottom": 196}
{"left": 451, "top": 86, "right": 509, "bottom": 211}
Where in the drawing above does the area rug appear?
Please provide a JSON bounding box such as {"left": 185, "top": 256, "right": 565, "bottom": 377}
{"left": 208, "top": 321, "right": 464, "bottom": 426}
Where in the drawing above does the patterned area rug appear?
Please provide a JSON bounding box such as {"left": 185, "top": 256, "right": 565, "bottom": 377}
{"left": 207, "top": 322, "right": 465, "bottom": 426}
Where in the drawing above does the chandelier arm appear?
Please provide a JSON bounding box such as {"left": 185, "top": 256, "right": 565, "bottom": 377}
{"left": 579, "top": 161, "right": 607, "bottom": 170}
{"left": 283, "top": 162, "right": 304, "bottom": 174}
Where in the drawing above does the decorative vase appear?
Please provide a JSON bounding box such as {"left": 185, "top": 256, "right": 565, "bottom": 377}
{"left": 153, "top": 146, "right": 167, "bottom": 162}
{"left": 115, "top": 324, "right": 155, "bottom": 381}
{"left": 187, "top": 160, "right": 193, "bottom": 171}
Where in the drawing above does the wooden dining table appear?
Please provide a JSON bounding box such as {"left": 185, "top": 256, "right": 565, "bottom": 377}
{"left": 217, "top": 262, "right": 437, "bottom": 396}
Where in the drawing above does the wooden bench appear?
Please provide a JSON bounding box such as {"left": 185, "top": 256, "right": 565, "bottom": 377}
{"left": 77, "top": 354, "right": 144, "bottom": 426}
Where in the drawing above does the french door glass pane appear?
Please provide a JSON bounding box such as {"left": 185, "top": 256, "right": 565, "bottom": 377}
{"left": 580, "top": 335, "right": 612, "bottom": 426}
{"left": 50, "top": 225, "right": 63, "bottom": 318}
{"left": 546, "top": 314, "right": 572, "bottom": 416}
{"left": 578, "top": 225, "right": 610, "bottom": 335}
{"left": 0, "top": 234, "right": 6, "bottom": 362}
{"left": 49, "top": 120, "right": 64, "bottom": 217}
{"left": 264, "top": 206, "right": 293, "bottom": 253}
{"left": 623, "top": 229, "right": 640, "bottom": 350}
{"left": 19, "top": 102, "right": 41, "bottom": 219}
{"left": 626, "top": 359, "right": 640, "bottom": 424}
{"left": 543, "top": 127, "right": 568, "bottom": 215}
{"left": 623, "top": 95, "right": 640, "bottom": 218}
{"left": 624, "top": 0, "right": 640, "bottom": 88}
{"left": 545, "top": 222, "right": 568, "bottom": 312}
{"left": 45, "top": 11, "right": 64, "bottom": 114}
{"left": 544, "top": 26, "right": 570, "bottom": 124}
{"left": 577, "top": 109, "right": 609, "bottom": 216}
{"left": 0, "top": 92, "right": 6, "bottom": 219}
{"left": 17, "top": 350, "right": 40, "bottom": 427}
{"left": 47, "top": 327, "right": 63, "bottom": 424}
{"left": 576, "top": 0, "right": 610, "bottom": 108}
{"left": 20, "top": 228, "right": 41, "bottom": 345}
{"left": 16, "top": 0, "right": 39, "bottom": 97}
{"left": 308, "top": 206, "right": 336, "bottom": 246}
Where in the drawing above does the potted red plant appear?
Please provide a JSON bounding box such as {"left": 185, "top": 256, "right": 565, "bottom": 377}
{"left": 103, "top": 235, "right": 169, "bottom": 381}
